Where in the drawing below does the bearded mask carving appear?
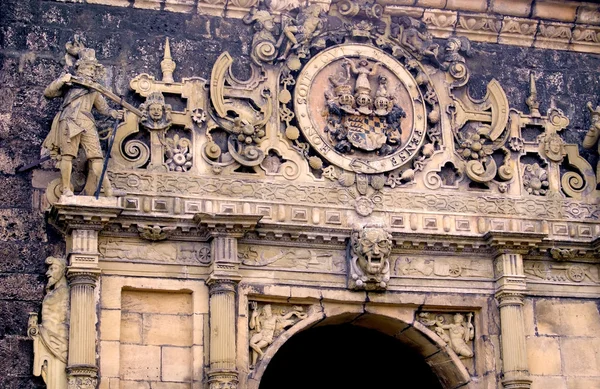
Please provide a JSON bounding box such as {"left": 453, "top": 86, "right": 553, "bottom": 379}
{"left": 349, "top": 226, "right": 392, "bottom": 290}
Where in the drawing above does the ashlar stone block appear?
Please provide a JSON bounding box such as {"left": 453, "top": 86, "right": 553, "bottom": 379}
{"left": 120, "top": 344, "right": 161, "bottom": 381}
{"left": 526, "top": 336, "right": 562, "bottom": 375}
{"left": 536, "top": 299, "right": 600, "bottom": 336}
{"left": 567, "top": 377, "right": 600, "bottom": 389}
{"left": 120, "top": 381, "right": 151, "bottom": 389}
{"left": 120, "top": 312, "right": 143, "bottom": 344}
{"left": 162, "top": 346, "right": 192, "bottom": 382}
{"left": 530, "top": 376, "right": 567, "bottom": 389}
{"left": 143, "top": 314, "right": 193, "bottom": 346}
{"left": 122, "top": 290, "right": 192, "bottom": 315}
{"left": 561, "top": 337, "right": 600, "bottom": 376}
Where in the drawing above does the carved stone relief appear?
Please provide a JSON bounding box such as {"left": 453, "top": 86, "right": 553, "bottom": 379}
{"left": 248, "top": 302, "right": 308, "bottom": 366}
{"left": 348, "top": 225, "right": 392, "bottom": 290}
{"left": 524, "top": 261, "right": 600, "bottom": 284}
{"left": 34, "top": 0, "right": 598, "bottom": 213}
{"left": 239, "top": 245, "right": 345, "bottom": 272}
{"left": 29, "top": 4, "right": 600, "bottom": 389}
{"left": 418, "top": 312, "right": 475, "bottom": 358}
{"left": 393, "top": 257, "right": 492, "bottom": 279}
{"left": 28, "top": 257, "right": 69, "bottom": 389}
{"left": 99, "top": 238, "right": 211, "bottom": 265}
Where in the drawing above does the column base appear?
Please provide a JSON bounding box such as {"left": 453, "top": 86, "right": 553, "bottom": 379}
{"left": 67, "top": 364, "right": 98, "bottom": 389}
{"left": 502, "top": 371, "right": 532, "bottom": 389}
{"left": 207, "top": 369, "right": 238, "bottom": 389}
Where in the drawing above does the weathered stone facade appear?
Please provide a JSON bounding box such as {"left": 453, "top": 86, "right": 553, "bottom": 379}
{"left": 1, "top": 1, "right": 599, "bottom": 389}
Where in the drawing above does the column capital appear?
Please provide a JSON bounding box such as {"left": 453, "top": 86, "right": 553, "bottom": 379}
{"left": 66, "top": 268, "right": 101, "bottom": 288}
{"left": 485, "top": 231, "right": 547, "bottom": 256}
{"left": 207, "top": 277, "right": 240, "bottom": 293}
{"left": 494, "top": 252, "right": 528, "bottom": 297}
{"left": 495, "top": 291, "right": 525, "bottom": 307}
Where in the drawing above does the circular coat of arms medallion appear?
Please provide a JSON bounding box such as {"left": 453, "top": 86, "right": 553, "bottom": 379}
{"left": 294, "top": 44, "right": 427, "bottom": 174}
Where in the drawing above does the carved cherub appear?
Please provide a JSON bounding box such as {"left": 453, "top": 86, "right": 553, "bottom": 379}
{"left": 244, "top": 7, "right": 277, "bottom": 42}
{"left": 243, "top": 7, "right": 279, "bottom": 64}
{"left": 248, "top": 303, "right": 307, "bottom": 366}
{"left": 28, "top": 257, "right": 69, "bottom": 389}
{"left": 278, "top": 4, "right": 326, "bottom": 59}
{"left": 584, "top": 102, "right": 600, "bottom": 180}
{"left": 419, "top": 312, "right": 474, "bottom": 358}
{"left": 393, "top": 16, "right": 439, "bottom": 59}
{"left": 437, "top": 313, "right": 474, "bottom": 358}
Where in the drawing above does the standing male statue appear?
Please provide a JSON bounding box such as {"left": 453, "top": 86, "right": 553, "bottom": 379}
{"left": 42, "top": 46, "right": 123, "bottom": 197}
{"left": 28, "top": 257, "right": 69, "bottom": 389}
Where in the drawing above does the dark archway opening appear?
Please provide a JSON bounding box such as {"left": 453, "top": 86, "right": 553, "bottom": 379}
{"left": 258, "top": 324, "right": 444, "bottom": 389}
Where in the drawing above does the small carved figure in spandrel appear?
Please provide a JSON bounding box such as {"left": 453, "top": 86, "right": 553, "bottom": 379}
{"left": 248, "top": 302, "right": 307, "bottom": 366}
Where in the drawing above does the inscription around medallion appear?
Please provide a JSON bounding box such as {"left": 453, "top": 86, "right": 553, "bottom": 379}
{"left": 294, "top": 44, "right": 427, "bottom": 173}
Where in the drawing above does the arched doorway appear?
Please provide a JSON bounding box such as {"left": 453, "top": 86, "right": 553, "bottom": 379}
{"left": 248, "top": 310, "right": 471, "bottom": 389}
{"left": 258, "top": 324, "right": 444, "bottom": 389}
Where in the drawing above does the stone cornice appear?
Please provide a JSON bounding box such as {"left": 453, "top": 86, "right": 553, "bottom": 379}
{"left": 57, "top": 0, "right": 600, "bottom": 54}
{"left": 49, "top": 196, "right": 123, "bottom": 234}
{"left": 194, "top": 212, "right": 263, "bottom": 237}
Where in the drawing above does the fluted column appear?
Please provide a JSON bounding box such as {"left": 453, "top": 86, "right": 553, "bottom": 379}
{"left": 47, "top": 196, "right": 123, "bottom": 389}
{"left": 207, "top": 277, "right": 239, "bottom": 389}
{"left": 66, "top": 229, "right": 102, "bottom": 389}
{"left": 195, "top": 213, "right": 262, "bottom": 389}
{"left": 494, "top": 250, "right": 531, "bottom": 389}
{"left": 487, "top": 231, "right": 545, "bottom": 389}
{"left": 207, "top": 234, "right": 242, "bottom": 389}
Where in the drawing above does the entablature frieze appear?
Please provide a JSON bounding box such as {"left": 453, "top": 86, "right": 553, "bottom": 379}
{"left": 50, "top": 195, "right": 599, "bottom": 260}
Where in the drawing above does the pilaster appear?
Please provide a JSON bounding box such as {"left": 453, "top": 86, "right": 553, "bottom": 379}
{"left": 487, "top": 231, "right": 545, "bottom": 389}
{"left": 195, "top": 213, "right": 262, "bottom": 389}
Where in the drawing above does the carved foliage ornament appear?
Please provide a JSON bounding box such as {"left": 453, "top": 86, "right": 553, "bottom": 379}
{"left": 41, "top": 2, "right": 600, "bottom": 211}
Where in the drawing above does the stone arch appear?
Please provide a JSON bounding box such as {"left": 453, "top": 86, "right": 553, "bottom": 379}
{"left": 248, "top": 307, "right": 472, "bottom": 389}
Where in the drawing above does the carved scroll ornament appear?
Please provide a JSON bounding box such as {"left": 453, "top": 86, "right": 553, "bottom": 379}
{"left": 40, "top": 1, "right": 599, "bottom": 213}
